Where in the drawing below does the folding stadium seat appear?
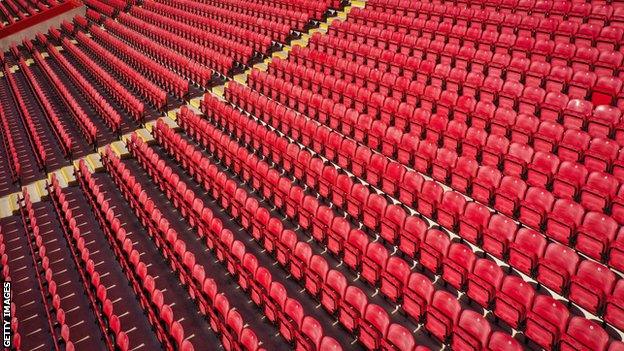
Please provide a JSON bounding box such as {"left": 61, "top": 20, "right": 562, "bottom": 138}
{"left": 534, "top": 121, "right": 564, "bottom": 153}
{"left": 328, "top": 218, "right": 350, "bottom": 257}
{"left": 279, "top": 298, "right": 304, "bottom": 342}
{"left": 382, "top": 324, "right": 416, "bottom": 351}
{"left": 558, "top": 130, "right": 591, "bottom": 164}
{"left": 381, "top": 205, "right": 406, "bottom": 244}
{"left": 417, "top": 181, "right": 443, "bottom": 219}
{"left": 451, "top": 157, "right": 479, "bottom": 194}
{"left": 580, "top": 171, "right": 618, "bottom": 212}
{"left": 510, "top": 113, "right": 539, "bottom": 145}
{"left": 436, "top": 191, "right": 466, "bottom": 231}
{"left": 432, "top": 148, "right": 458, "bottom": 184}
{"left": 552, "top": 162, "right": 589, "bottom": 200}
{"left": 339, "top": 286, "right": 367, "bottom": 333}
{"left": 482, "top": 134, "right": 511, "bottom": 168}
{"left": 363, "top": 194, "right": 387, "bottom": 232}
{"left": 362, "top": 243, "right": 389, "bottom": 285}
{"left": 399, "top": 216, "right": 427, "bottom": 259}
{"left": 298, "top": 317, "right": 324, "bottom": 351}
{"left": 590, "top": 105, "right": 621, "bottom": 140}
{"left": 486, "top": 332, "right": 523, "bottom": 351}
{"left": 442, "top": 243, "right": 476, "bottom": 290}
{"left": 462, "top": 126, "right": 488, "bottom": 159}
{"left": 527, "top": 152, "right": 560, "bottom": 188}
{"left": 569, "top": 260, "right": 616, "bottom": 315}
{"left": 403, "top": 272, "right": 434, "bottom": 323}
{"left": 519, "top": 187, "right": 555, "bottom": 230}
{"left": 321, "top": 270, "right": 347, "bottom": 315}
{"left": 382, "top": 162, "right": 405, "bottom": 197}
{"left": 459, "top": 202, "right": 491, "bottom": 245}
{"left": 344, "top": 229, "right": 368, "bottom": 271}
{"left": 605, "top": 280, "right": 624, "bottom": 332}
{"left": 585, "top": 139, "right": 619, "bottom": 174}
{"left": 544, "top": 199, "right": 584, "bottom": 246}
{"left": 494, "top": 275, "right": 535, "bottom": 329}
{"left": 425, "top": 291, "right": 461, "bottom": 342}
{"left": 576, "top": 212, "right": 619, "bottom": 262}
{"left": 509, "top": 228, "right": 547, "bottom": 275}
{"left": 452, "top": 310, "right": 492, "bottom": 351}
{"left": 525, "top": 295, "right": 570, "bottom": 350}
{"left": 291, "top": 242, "right": 312, "bottom": 281}
{"left": 560, "top": 317, "right": 609, "bottom": 351}
{"left": 563, "top": 99, "right": 594, "bottom": 132}
{"left": 305, "top": 255, "right": 329, "bottom": 297}
{"left": 420, "top": 229, "right": 451, "bottom": 274}
{"left": 472, "top": 166, "right": 502, "bottom": 206}
{"left": 483, "top": 214, "right": 517, "bottom": 259}
{"left": 569, "top": 71, "right": 597, "bottom": 100}
{"left": 494, "top": 176, "right": 527, "bottom": 217}
{"left": 537, "top": 243, "right": 580, "bottom": 294}
{"left": 467, "top": 259, "right": 504, "bottom": 308}
{"left": 360, "top": 304, "right": 390, "bottom": 350}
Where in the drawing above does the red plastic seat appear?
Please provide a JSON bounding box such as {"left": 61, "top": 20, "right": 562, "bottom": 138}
{"left": 360, "top": 304, "right": 390, "bottom": 350}
{"left": 576, "top": 212, "right": 618, "bottom": 262}
{"left": 459, "top": 202, "right": 491, "bottom": 245}
{"left": 361, "top": 242, "right": 389, "bottom": 285}
{"left": 525, "top": 295, "right": 570, "bottom": 350}
{"left": 452, "top": 310, "right": 492, "bottom": 351}
{"left": 382, "top": 324, "right": 415, "bottom": 351}
{"left": 467, "top": 259, "right": 504, "bottom": 308}
{"left": 569, "top": 261, "right": 616, "bottom": 315}
{"left": 380, "top": 257, "right": 410, "bottom": 302}
{"left": 560, "top": 317, "right": 609, "bottom": 351}
{"left": 509, "top": 228, "right": 547, "bottom": 275}
{"left": 483, "top": 214, "right": 517, "bottom": 259}
{"left": 403, "top": 272, "right": 434, "bottom": 323}
{"left": 537, "top": 243, "right": 580, "bottom": 294}
{"left": 442, "top": 243, "right": 476, "bottom": 290}
{"left": 605, "top": 280, "right": 624, "bottom": 332}
{"left": 494, "top": 275, "right": 535, "bottom": 329}
{"left": 420, "top": 229, "right": 450, "bottom": 274}
{"left": 545, "top": 199, "right": 585, "bottom": 245}
{"left": 425, "top": 290, "right": 461, "bottom": 342}
{"left": 339, "top": 286, "right": 367, "bottom": 332}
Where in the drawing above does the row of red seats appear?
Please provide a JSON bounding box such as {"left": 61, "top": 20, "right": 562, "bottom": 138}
{"left": 30, "top": 48, "right": 97, "bottom": 145}
{"left": 361, "top": 1, "right": 624, "bottom": 27}
{"left": 97, "top": 18, "right": 212, "bottom": 91}
{"left": 122, "top": 10, "right": 250, "bottom": 69}
{"left": 42, "top": 39, "right": 122, "bottom": 132}
{"left": 248, "top": 65, "right": 624, "bottom": 232}
{"left": 19, "top": 190, "right": 75, "bottom": 350}
{"left": 238, "top": 66, "right": 624, "bottom": 278}
{"left": 101, "top": 145, "right": 274, "bottom": 351}
{"left": 114, "top": 12, "right": 234, "bottom": 77}
{"left": 88, "top": 24, "right": 188, "bottom": 100}
{"left": 332, "top": 19, "right": 624, "bottom": 78}
{"left": 2, "top": 63, "right": 47, "bottom": 168}
{"left": 177, "top": 102, "right": 618, "bottom": 351}
{"left": 48, "top": 175, "right": 124, "bottom": 350}
{"left": 250, "top": 59, "right": 624, "bottom": 230}
{"left": 309, "top": 33, "right": 624, "bottom": 111}
{"left": 152, "top": 0, "right": 291, "bottom": 42}
{"left": 201, "top": 89, "right": 622, "bottom": 341}
{"left": 76, "top": 160, "right": 185, "bottom": 350}
{"left": 195, "top": 0, "right": 312, "bottom": 29}
{"left": 251, "top": 0, "right": 336, "bottom": 18}
{"left": 152, "top": 118, "right": 425, "bottom": 351}
{"left": 16, "top": 56, "right": 72, "bottom": 157}
{"left": 84, "top": 0, "right": 117, "bottom": 17}
{"left": 60, "top": 37, "right": 145, "bottom": 121}
{"left": 74, "top": 31, "right": 168, "bottom": 109}
{"left": 140, "top": 1, "right": 272, "bottom": 54}
{"left": 0, "top": 103, "right": 21, "bottom": 182}
{"left": 81, "top": 26, "right": 183, "bottom": 103}
{"left": 129, "top": 130, "right": 343, "bottom": 351}
{"left": 220, "top": 80, "right": 624, "bottom": 334}
{"left": 275, "top": 48, "right": 624, "bottom": 151}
